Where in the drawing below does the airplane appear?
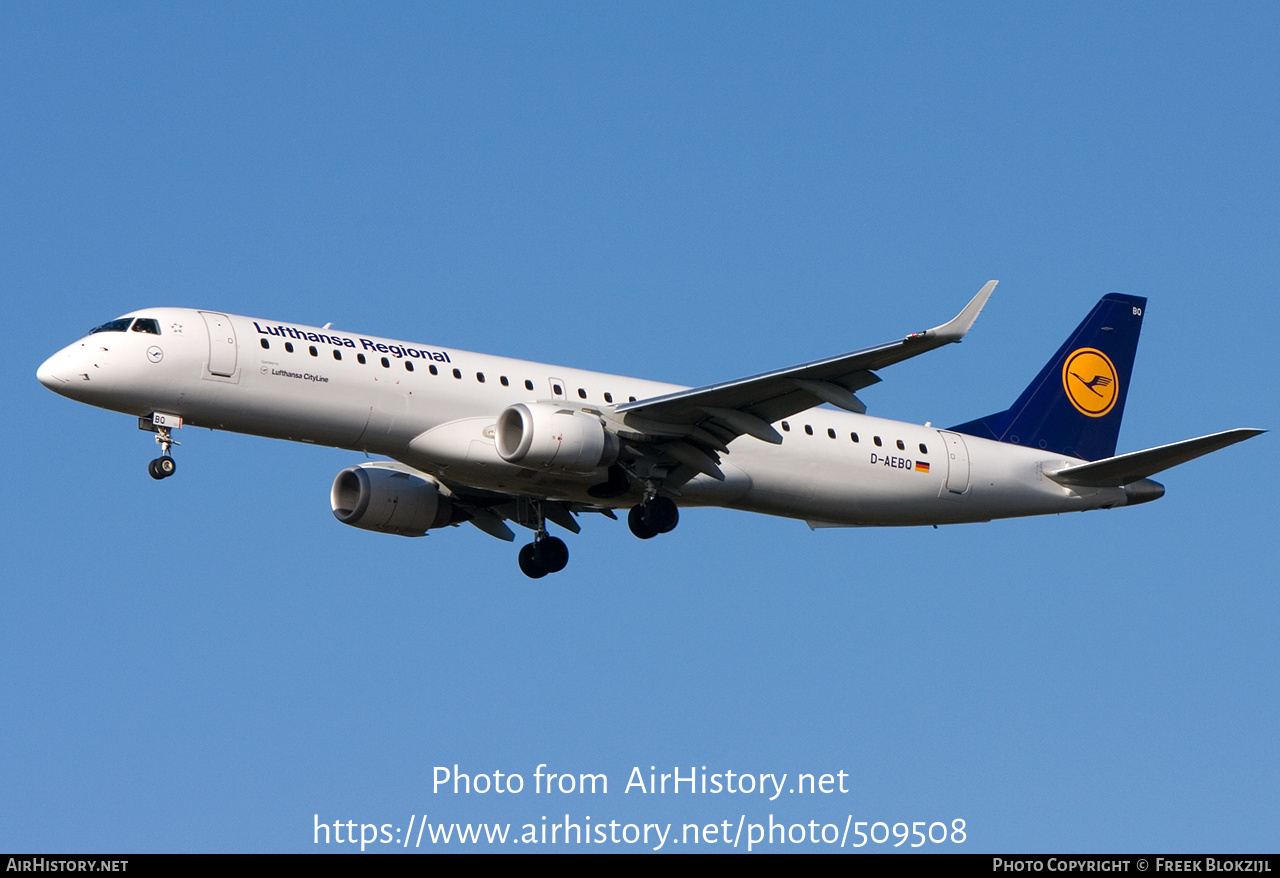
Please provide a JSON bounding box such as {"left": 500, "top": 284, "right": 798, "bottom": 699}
{"left": 37, "top": 282, "right": 1263, "bottom": 578}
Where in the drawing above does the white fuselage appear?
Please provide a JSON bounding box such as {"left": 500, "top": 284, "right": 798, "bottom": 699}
{"left": 37, "top": 308, "right": 1131, "bottom": 527}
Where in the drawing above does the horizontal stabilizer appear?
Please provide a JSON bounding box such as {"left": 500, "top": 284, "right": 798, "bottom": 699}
{"left": 1046, "top": 428, "right": 1265, "bottom": 487}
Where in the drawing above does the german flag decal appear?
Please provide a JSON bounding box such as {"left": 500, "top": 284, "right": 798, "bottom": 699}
{"left": 915, "top": 461, "right": 930, "bottom": 473}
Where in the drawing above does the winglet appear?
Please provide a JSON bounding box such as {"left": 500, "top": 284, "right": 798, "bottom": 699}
{"left": 922, "top": 280, "right": 997, "bottom": 343}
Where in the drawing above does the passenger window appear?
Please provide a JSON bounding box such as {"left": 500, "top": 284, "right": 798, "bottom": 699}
{"left": 284, "top": 342, "right": 294, "bottom": 353}
{"left": 896, "top": 439, "right": 905, "bottom": 450}
{"left": 260, "top": 339, "right": 270, "bottom": 350}
{"left": 919, "top": 443, "right": 928, "bottom": 454}
{"left": 357, "top": 353, "right": 366, "bottom": 364}
{"left": 333, "top": 350, "right": 342, "bottom": 360}
{"left": 851, "top": 433, "right": 859, "bottom": 443}
{"left": 525, "top": 380, "right": 534, "bottom": 391}
{"left": 500, "top": 376, "right": 509, "bottom": 386}
{"left": 804, "top": 425, "right": 813, "bottom": 435}
{"left": 477, "top": 373, "right": 485, "bottom": 383}
{"left": 429, "top": 364, "right": 438, "bottom": 375}
{"left": 405, "top": 361, "right": 414, "bottom": 371}
{"left": 309, "top": 346, "right": 318, "bottom": 357}
{"left": 629, "top": 396, "right": 636, "bottom": 402}
{"left": 782, "top": 421, "right": 790, "bottom": 432}
{"left": 553, "top": 383, "right": 563, "bottom": 395}
{"left": 873, "top": 436, "right": 882, "bottom": 447}
{"left": 453, "top": 369, "right": 462, "bottom": 379}
{"left": 604, "top": 392, "right": 613, "bottom": 403}
{"left": 578, "top": 388, "right": 587, "bottom": 399}
{"left": 381, "top": 357, "right": 390, "bottom": 368}
{"left": 828, "top": 428, "right": 836, "bottom": 439}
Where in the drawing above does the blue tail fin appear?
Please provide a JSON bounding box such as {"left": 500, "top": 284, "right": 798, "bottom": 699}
{"left": 949, "top": 294, "right": 1146, "bottom": 461}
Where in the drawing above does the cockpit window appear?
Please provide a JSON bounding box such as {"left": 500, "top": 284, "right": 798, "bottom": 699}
{"left": 131, "top": 318, "right": 161, "bottom": 335}
{"left": 89, "top": 318, "right": 134, "bottom": 335}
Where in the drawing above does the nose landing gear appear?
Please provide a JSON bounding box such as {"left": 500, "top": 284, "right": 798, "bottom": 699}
{"left": 148, "top": 455, "right": 177, "bottom": 480}
{"left": 140, "top": 414, "right": 181, "bottom": 480}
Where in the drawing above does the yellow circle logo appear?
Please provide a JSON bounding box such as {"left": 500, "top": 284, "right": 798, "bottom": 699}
{"left": 1062, "top": 348, "right": 1118, "bottom": 417}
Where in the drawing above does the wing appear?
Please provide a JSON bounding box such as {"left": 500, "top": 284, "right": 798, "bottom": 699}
{"left": 613, "top": 281, "right": 997, "bottom": 452}
{"left": 386, "top": 284, "right": 998, "bottom": 508}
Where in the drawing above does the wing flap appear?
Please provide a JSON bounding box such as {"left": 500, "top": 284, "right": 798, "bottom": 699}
{"left": 466, "top": 509, "right": 516, "bottom": 542}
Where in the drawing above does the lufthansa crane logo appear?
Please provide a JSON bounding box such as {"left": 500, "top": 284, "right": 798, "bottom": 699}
{"left": 1062, "top": 348, "right": 1118, "bottom": 417}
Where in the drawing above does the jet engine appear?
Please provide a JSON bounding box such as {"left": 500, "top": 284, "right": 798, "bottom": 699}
{"left": 330, "top": 464, "right": 453, "bottom": 537}
{"left": 495, "top": 403, "right": 620, "bottom": 474}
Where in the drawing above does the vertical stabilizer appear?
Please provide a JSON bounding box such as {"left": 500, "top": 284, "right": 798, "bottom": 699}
{"left": 949, "top": 294, "right": 1146, "bottom": 461}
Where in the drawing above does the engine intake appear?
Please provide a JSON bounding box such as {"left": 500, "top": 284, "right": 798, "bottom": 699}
{"left": 495, "top": 403, "right": 619, "bottom": 474}
{"left": 330, "top": 464, "right": 453, "bottom": 537}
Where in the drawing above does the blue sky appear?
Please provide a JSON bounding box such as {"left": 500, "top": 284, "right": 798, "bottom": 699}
{"left": 3, "top": 2, "right": 1276, "bottom": 853}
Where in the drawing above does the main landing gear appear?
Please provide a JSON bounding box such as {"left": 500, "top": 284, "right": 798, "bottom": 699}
{"left": 517, "top": 536, "right": 569, "bottom": 579}
{"left": 517, "top": 501, "right": 571, "bottom": 579}
{"left": 516, "top": 495, "right": 680, "bottom": 577}
{"left": 627, "top": 495, "right": 678, "bottom": 540}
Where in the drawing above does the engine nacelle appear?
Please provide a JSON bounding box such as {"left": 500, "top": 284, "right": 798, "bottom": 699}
{"left": 330, "top": 464, "right": 453, "bottom": 537}
{"left": 495, "top": 403, "right": 620, "bottom": 474}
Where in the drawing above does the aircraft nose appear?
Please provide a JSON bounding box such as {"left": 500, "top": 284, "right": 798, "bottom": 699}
{"left": 37, "top": 354, "right": 67, "bottom": 390}
{"left": 37, "top": 346, "right": 80, "bottom": 393}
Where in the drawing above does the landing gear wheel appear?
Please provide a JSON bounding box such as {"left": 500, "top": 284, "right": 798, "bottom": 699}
{"left": 145, "top": 421, "right": 181, "bottom": 479}
{"left": 628, "top": 505, "right": 658, "bottom": 540}
{"left": 644, "top": 496, "right": 679, "bottom": 534}
{"left": 518, "top": 543, "right": 548, "bottom": 579}
{"left": 535, "top": 537, "right": 569, "bottom": 574}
